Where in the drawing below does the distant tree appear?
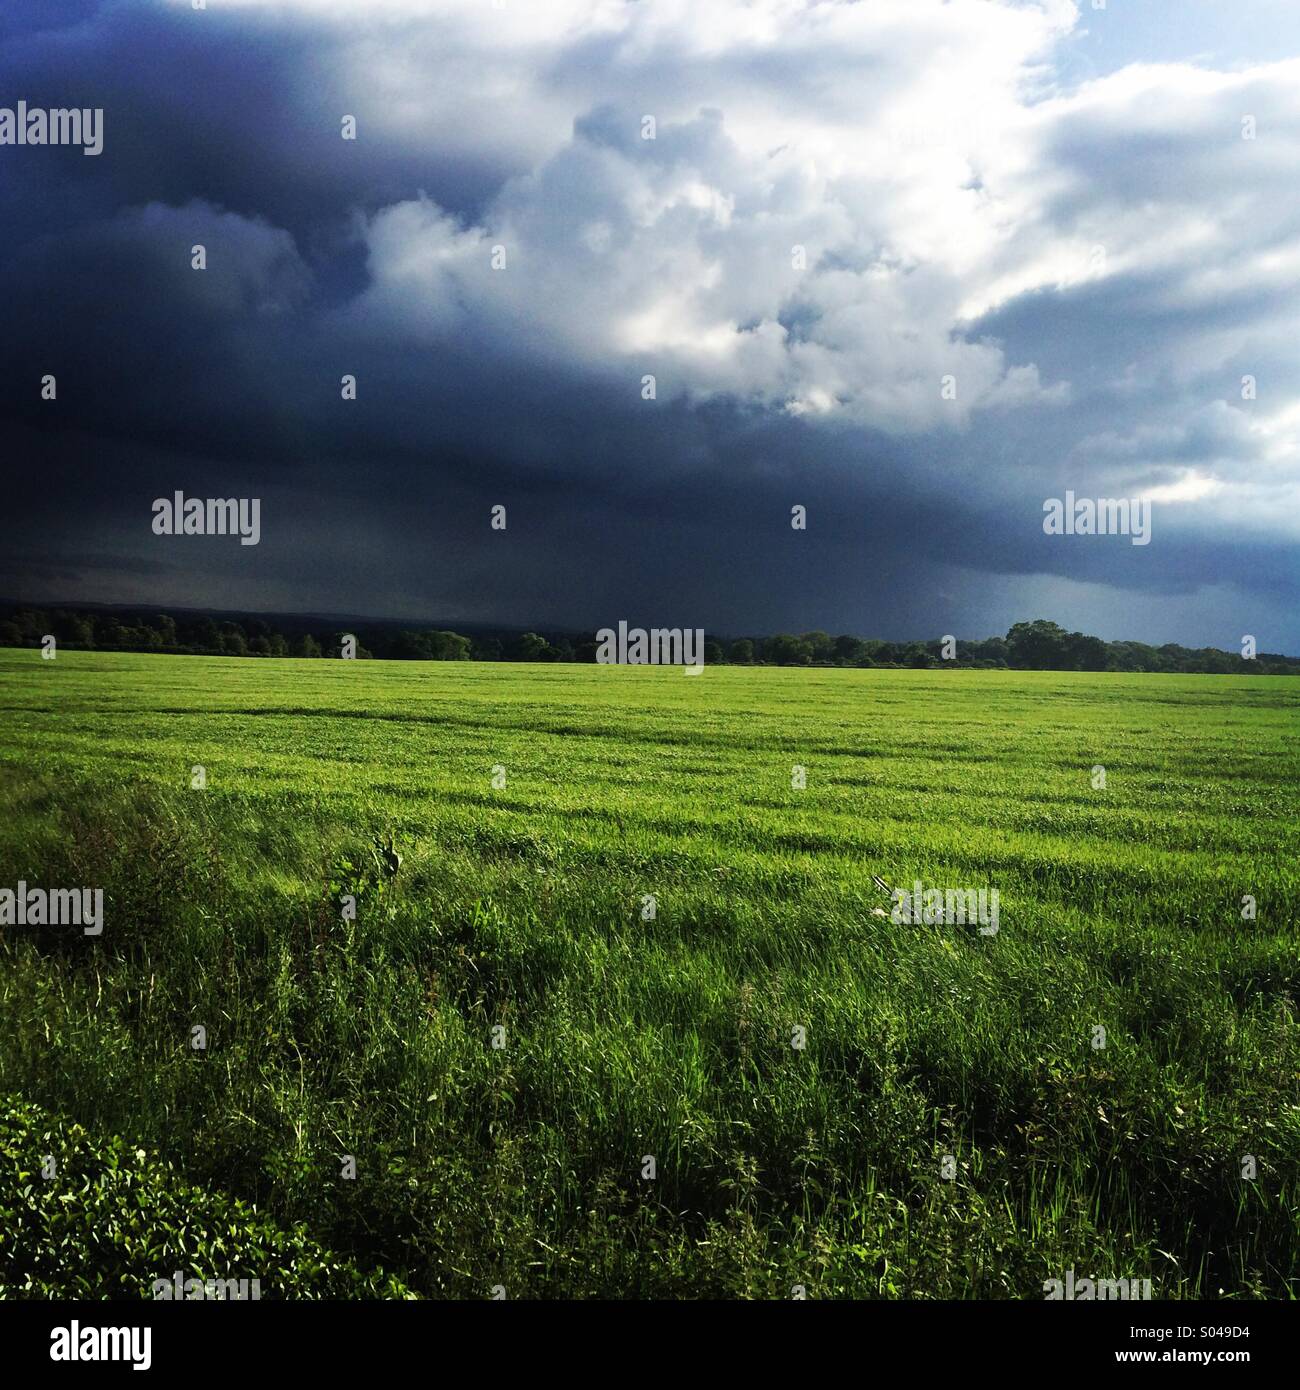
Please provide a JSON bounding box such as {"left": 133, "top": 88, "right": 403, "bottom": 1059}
{"left": 9, "top": 605, "right": 1297, "bottom": 675}
{"left": 12, "top": 610, "right": 49, "bottom": 642}
{"left": 426, "top": 630, "right": 472, "bottom": 660}
{"left": 968, "top": 636, "right": 1008, "bottom": 665}
{"left": 801, "top": 630, "right": 833, "bottom": 663}
{"left": 512, "top": 632, "right": 552, "bottom": 661}
{"left": 185, "top": 618, "right": 222, "bottom": 652}
{"left": 391, "top": 632, "right": 429, "bottom": 659}
{"left": 1006, "top": 619, "right": 1069, "bottom": 669}
{"left": 1106, "top": 640, "right": 1151, "bottom": 673}
{"left": 1198, "top": 647, "right": 1237, "bottom": 674}
{"left": 53, "top": 613, "right": 95, "bottom": 648}
{"left": 764, "top": 634, "right": 812, "bottom": 665}
{"left": 95, "top": 615, "right": 127, "bottom": 648}
{"left": 1063, "top": 631, "right": 1108, "bottom": 670}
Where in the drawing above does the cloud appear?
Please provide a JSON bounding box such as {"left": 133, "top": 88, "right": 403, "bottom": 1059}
{"left": 0, "top": 0, "right": 1297, "bottom": 646}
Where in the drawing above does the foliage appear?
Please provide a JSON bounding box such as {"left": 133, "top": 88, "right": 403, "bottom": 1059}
{"left": 3, "top": 606, "right": 1296, "bottom": 673}
{"left": 0, "top": 1095, "right": 413, "bottom": 1299}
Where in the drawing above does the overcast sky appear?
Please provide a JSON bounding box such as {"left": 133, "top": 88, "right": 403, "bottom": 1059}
{"left": 3, "top": 0, "right": 1298, "bottom": 648}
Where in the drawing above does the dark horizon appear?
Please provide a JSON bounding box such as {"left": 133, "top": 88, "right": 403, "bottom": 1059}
{"left": 4, "top": 596, "right": 1297, "bottom": 665}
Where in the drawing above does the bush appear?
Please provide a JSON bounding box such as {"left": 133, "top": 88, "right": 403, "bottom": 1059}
{"left": 0, "top": 1095, "right": 414, "bottom": 1299}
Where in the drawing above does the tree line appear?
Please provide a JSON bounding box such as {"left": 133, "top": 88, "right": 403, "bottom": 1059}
{"left": 1, "top": 609, "right": 1295, "bottom": 674}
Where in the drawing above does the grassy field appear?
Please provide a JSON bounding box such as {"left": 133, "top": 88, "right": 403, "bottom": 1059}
{"left": 0, "top": 649, "right": 1297, "bottom": 1299}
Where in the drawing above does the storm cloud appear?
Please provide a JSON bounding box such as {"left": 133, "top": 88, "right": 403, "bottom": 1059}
{"left": 2, "top": 0, "right": 1297, "bottom": 648}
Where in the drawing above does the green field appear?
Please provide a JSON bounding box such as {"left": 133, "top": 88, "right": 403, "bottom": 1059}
{"left": 1, "top": 650, "right": 1297, "bottom": 1298}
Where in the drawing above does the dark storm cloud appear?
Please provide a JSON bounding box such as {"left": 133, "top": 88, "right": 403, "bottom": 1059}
{"left": 1, "top": 0, "right": 1297, "bottom": 649}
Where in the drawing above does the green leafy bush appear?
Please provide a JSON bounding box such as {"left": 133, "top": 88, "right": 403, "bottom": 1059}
{"left": 0, "top": 1095, "right": 414, "bottom": 1299}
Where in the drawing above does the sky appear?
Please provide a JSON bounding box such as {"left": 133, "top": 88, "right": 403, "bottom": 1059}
{"left": 2, "top": 0, "right": 1298, "bottom": 649}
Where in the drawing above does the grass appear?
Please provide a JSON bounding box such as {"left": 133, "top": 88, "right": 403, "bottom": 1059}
{"left": 0, "top": 649, "right": 1297, "bottom": 1298}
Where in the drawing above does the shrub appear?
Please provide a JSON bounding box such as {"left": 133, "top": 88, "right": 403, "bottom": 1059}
{"left": 0, "top": 1095, "right": 414, "bottom": 1299}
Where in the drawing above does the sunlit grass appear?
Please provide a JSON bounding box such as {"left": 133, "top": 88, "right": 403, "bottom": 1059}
{"left": 0, "top": 651, "right": 1296, "bottom": 1297}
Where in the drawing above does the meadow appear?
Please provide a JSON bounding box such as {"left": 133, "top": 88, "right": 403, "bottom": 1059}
{"left": 0, "top": 649, "right": 1297, "bottom": 1298}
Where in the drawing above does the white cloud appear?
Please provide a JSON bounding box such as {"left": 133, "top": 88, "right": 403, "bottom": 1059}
{"left": 1139, "top": 472, "right": 1222, "bottom": 504}
{"left": 213, "top": 0, "right": 1299, "bottom": 522}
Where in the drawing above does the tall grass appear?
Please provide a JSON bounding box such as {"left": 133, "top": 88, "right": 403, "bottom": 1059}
{"left": 0, "top": 652, "right": 1296, "bottom": 1297}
